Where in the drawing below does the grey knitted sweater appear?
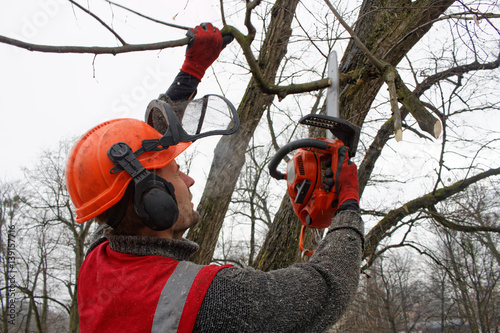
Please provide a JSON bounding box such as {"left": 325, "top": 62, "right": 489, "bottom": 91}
{"left": 91, "top": 210, "right": 363, "bottom": 333}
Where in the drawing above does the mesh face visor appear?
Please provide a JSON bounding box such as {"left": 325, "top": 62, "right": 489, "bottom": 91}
{"left": 179, "top": 94, "right": 239, "bottom": 140}
{"left": 108, "top": 95, "right": 240, "bottom": 175}
{"left": 148, "top": 94, "right": 239, "bottom": 149}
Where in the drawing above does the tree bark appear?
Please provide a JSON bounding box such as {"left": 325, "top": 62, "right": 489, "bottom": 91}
{"left": 252, "top": 195, "right": 304, "bottom": 271}
{"left": 339, "top": 0, "right": 455, "bottom": 126}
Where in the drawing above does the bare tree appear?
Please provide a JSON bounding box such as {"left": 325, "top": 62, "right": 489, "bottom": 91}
{"left": 330, "top": 251, "right": 435, "bottom": 333}
{"left": 20, "top": 140, "right": 94, "bottom": 332}
{"left": 0, "top": 140, "right": 95, "bottom": 332}
{"left": 1, "top": 3, "right": 500, "bottom": 327}
{"left": 226, "top": 142, "right": 274, "bottom": 265}
{"left": 425, "top": 263, "right": 459, "bottom": 332}
{"left": 428, "top": 184, "right": 500, "bottom": 333}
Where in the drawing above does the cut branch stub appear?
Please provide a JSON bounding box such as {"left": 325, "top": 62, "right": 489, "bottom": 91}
{"left": 385, "top": 68, "right": 403, "bottom": 141}
{"left": 382, "top": 65, "right": 442, "bottom": 140}
{"left": 394, "top": 73, "right": 442, "bottom": 139}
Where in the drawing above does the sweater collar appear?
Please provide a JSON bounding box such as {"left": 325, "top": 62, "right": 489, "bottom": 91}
{"left": 106, "top": 233, "right": 199, "bottom": 261}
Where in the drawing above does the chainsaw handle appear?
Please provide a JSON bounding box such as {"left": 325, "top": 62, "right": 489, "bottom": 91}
{"left": 268, "top": 139, "right": 329, "bottom": 180}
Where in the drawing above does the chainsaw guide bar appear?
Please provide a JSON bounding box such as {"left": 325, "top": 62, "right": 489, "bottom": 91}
{"left": 299, "top": 114, "right": 360, "bottom": 158}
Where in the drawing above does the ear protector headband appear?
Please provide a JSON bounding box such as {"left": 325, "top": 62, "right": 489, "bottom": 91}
{"left": 106, "top": 96, "right": 241, "bottom": 230}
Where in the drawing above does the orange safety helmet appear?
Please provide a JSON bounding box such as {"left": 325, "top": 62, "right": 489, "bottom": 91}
{"left": 65, "top": 118, "right": 191, "bottom": 223}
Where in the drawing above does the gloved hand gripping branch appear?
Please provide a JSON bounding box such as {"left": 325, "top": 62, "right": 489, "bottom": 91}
{"left": 181, "top": 23, "right": 232, "bottom": 81}
{"left": 153, "top": 23, "right": 233, "bottom": 132}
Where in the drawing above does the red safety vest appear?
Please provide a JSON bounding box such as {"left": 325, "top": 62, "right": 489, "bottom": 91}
{"left": 78, "top": 241, "right": 230, "bottom": 333}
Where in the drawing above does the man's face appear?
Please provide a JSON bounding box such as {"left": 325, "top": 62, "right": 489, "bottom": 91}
{"left": 155, "top": 160, "right": 199, "bottom": 238}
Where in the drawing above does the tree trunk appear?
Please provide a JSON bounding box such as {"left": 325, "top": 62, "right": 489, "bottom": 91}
{"left": 252, "top": 195, "right": 303, "bottom": 270}
{"left": 187, "top": 0, "right": 301, "bottom": 265}
{"left": 254, "top": 0, "right": 455, "bottom": 270}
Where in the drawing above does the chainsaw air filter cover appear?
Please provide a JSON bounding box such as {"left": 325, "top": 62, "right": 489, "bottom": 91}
{"left": 285, "top": 138, "right": 345, "bottom": 229}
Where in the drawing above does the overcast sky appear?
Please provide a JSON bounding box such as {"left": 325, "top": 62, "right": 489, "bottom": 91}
{"left": 0, "top": 0, "right": 238, "bottom": 181}
{"left": 2, "top": 1, "right": 499, "bottom": 215}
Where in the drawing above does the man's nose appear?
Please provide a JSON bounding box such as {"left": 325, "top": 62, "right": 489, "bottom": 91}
{"left": 180, "top": 172, "right": 195, "bottom": 188}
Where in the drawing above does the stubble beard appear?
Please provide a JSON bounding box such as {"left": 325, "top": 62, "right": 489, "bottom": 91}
{"left": 190, "top": 209, "right": 201, "bottom": 227}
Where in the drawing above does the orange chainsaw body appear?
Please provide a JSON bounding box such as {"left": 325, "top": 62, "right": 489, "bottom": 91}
{"left": 285, "top": 138, "right": 344, "bottom": 229}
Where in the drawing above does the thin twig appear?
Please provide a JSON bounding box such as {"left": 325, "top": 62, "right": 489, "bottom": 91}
{"left": 68, "top": 0, "right": 127, "bottom": 45}
{"left": 383, "top": 12, "right": 500, "bottom": 59}
{"left": 104, "top": 0, "right": 190, "bottom": 30}
{"left": 220, "top": 0, "right": 227, "bottom": 26}
{"left": 323, "top": 0, "right": 385, "bottom": 71}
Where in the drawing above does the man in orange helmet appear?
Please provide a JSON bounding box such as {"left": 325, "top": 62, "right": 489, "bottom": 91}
{"left": 67, "top": 23, "right": 364, "bottom": 333}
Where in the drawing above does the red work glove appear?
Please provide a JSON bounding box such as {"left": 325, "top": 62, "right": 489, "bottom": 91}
{"left": 335, "top": 146, "right": 359, "bottom": 212}
{"left": 181, "top": 23, "right": 223, "bottom": 81}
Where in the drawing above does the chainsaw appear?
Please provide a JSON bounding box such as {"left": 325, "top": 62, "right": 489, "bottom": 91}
{"left": 268, "top": 51, "right": 360, "bottom": 256}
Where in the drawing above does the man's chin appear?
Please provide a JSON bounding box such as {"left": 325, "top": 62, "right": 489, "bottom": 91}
{"left": 191, "top": 211, "right": 201, "bottom": 226}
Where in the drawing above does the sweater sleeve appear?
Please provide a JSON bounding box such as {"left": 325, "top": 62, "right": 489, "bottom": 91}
{"left": 160, "top": 71, "right": 200, "bottom": 102}
{"left": 194, "top": 210, "right": 363, "bottom": 333}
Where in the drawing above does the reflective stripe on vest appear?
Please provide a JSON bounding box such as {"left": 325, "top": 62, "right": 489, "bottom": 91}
{"left": 151, "top": 261, "right": 204, "bottom": 333}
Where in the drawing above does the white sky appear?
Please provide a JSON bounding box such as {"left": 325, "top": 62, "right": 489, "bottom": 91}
{"left": 0, "top": 0, "right": 235, "bottom": 181}
{"left": 2, "top": 0, "right": 499, "bottom": 214}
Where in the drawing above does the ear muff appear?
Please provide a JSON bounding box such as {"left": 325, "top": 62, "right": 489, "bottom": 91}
{"left": 133, "top": 172, "right": 179, "bottom": 231}
{"left": 107, "top": 142, "right": 179, "bottom": 231}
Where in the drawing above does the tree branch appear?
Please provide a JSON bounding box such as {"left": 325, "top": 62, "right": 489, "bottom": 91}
{"left": 220, "top": 0, "right": 227, "bottom": 26}
{"left": 0, "top": 1, "right": 353, "bottom": 99}
{"left": 244, "top": 0, "right": 261, "bottom": 42}
{"left": 323, "top": 0, "right": 385, "bottom": 71}
{"left": 364, "top": 166, "right": 500, "bottom": 259}
{"left": 32, "top": 295, "right": 71, "bottom": 314}
{"left": 222, "top": 25, "right": 338, "bottom": 99}
{"left": 395, "top": 72, "right": 442, "bottom": 138}
{"left": 426, "top": 205, "right": 500, "bottom": 233}
{"left": 385, "top": 69, "right": 403, "bottom": 141}
{"left": 104, "top": 0, "right": 190, "bottom": 30}
{"left": 68, "top": 0, "right": 127, "bottom": 45}
{"left": 358, "top": 55, "right": 500, "bottom": 197}
{"left": 0, "top": 34, "right": 189, "bottom": 54}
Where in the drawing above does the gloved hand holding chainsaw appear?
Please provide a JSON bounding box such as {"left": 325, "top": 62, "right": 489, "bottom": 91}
{"left": 326, "top": 147, "right": 364, "bottom": 249}
{"left": 333, "top": 147, "right": 360, "bottom": 215}
{"left": 268, "top": 112, "right": 363, "bottom": 255}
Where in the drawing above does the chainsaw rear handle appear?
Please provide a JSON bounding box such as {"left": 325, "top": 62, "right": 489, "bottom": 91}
{"left": 268, "top": 139, "right": 329, "bottom": 180}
